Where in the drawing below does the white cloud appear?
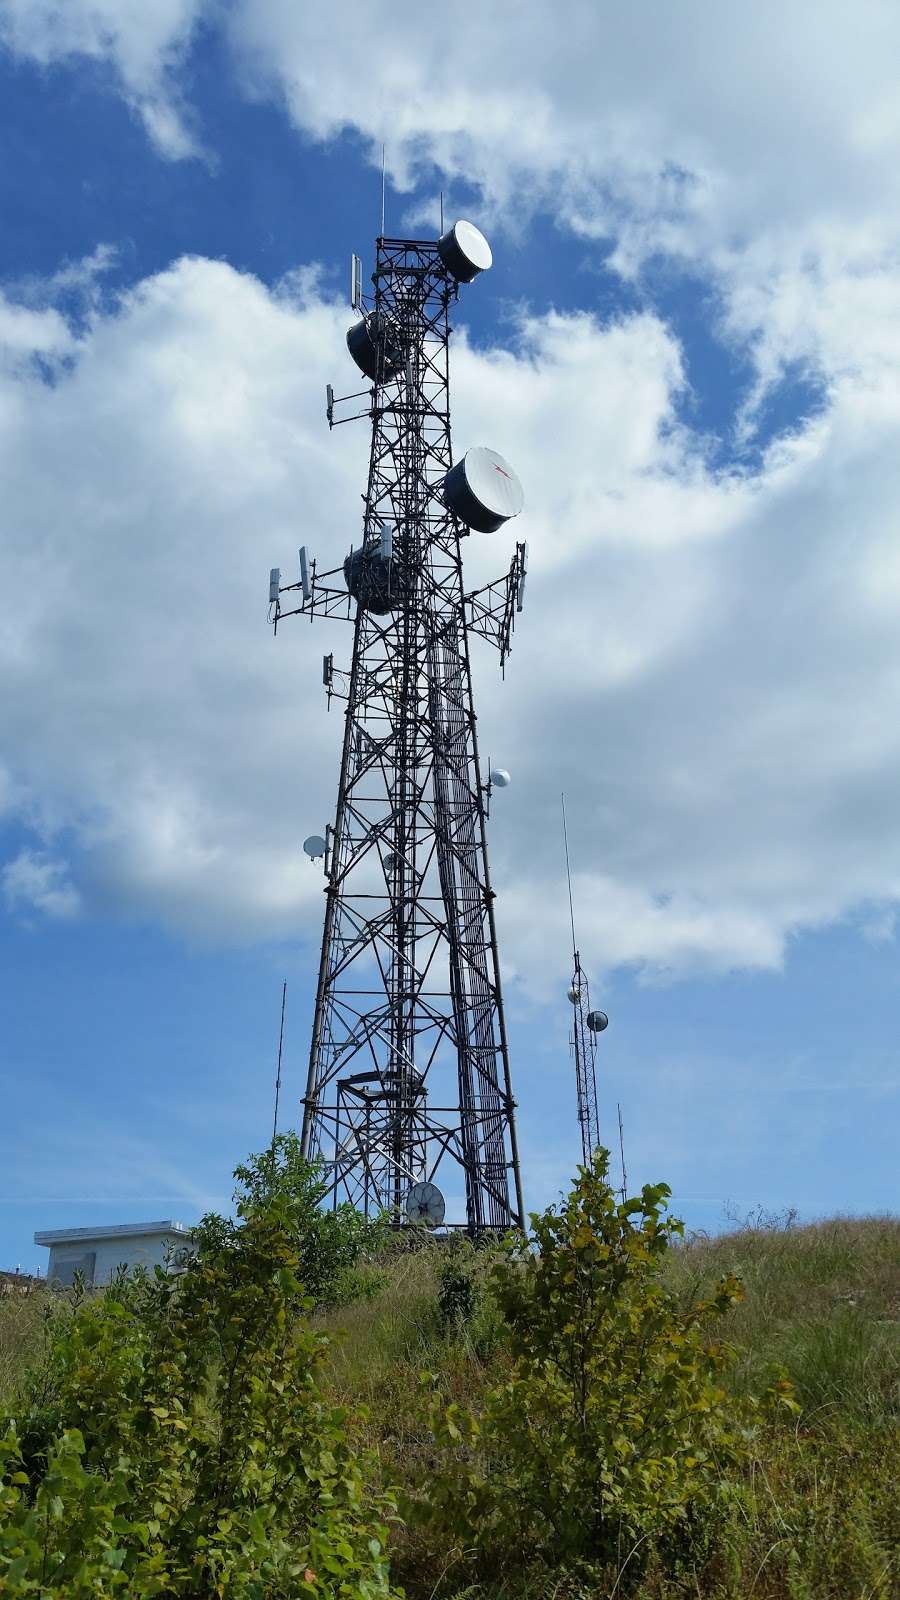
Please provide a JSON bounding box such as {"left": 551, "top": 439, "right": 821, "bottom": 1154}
{"left": 2, "top": 849, "right": 81, "bottom": 920}
{"left": 8, "top": 1, "right": 900, "bottom": 410}
{"left": 0, "top": 0, "right": 206, "bottom": 159}
{"left": 223, "top": 3, "right": 900, "bottom": 374}
{"left": 2, "top": 253, "right": 900, "bottom": 977}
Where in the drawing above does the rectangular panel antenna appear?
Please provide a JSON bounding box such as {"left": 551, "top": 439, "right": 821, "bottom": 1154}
{"left": 322, "top": 653, "right": 333, "bottom": 686}
{"left": 351, "top": 254, "right": 362, "bottom": 311}
{"left": 379, "top": 522, "right": 392, "bottom": 563}
{"left": 269, "top": 567, "right": 280, "bottom": 604}
{"left": 326, "top": 383, "right": 334, "bottom": 427}
{"left": 299, "top": 546, "right": 311, "bottom": 604}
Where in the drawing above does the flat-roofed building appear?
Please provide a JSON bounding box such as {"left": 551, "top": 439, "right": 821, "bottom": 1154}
{"left": 34, "top": 1221, "right": 192, "bottom": 1287}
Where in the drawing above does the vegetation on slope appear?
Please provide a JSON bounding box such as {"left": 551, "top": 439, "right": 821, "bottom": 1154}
{"left": 0, "top": 1139, "right": 897, "bottom": 1598}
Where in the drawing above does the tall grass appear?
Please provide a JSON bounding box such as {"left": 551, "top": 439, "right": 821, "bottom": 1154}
{"left": 0, "top": 1289, "right": 49, "bottom": 1413}
{"left": 666, "top": 1215, "right": 900, "bottom": 1426}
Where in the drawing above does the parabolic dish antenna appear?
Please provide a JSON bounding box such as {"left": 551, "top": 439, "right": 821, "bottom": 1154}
{"left": 346, "top": 311, "right": 405, "bottom": 382}
{"left": 490, "top": 767, "right": 511, "bottom": 788}
{"left": 587, "top": 1010, "right": 609, "bottom": 1033}
{"left": 443, "top": 446, "right": 525, "bottom": 534}
{"left": 303, "top": 835, "right": 327, "bottom": 860}
{"left": 437, "top": 219, "right": 493, "bottom": 283}
{"left": 405, "top": 1181, "right": 446, "bottom": 1227}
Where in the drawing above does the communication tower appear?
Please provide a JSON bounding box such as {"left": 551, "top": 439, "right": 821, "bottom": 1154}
{"left": 562, "top": 795, "right": 608, "bottom": 1165}
{"left": 270, "top": 220, "right": 527, "bottom": 1232}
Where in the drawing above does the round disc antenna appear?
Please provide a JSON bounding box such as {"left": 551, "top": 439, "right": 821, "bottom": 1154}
{"left": 437, "top": 219, "right": 493, "bottom": 283}
{"left": 405, "top": 1181, "right": 445, "bottom": 1226}
{"left": 303, "top": 835, "right": 327, "bottom": 860}
{"left": 587, "top": 1010, "right": 609, "bottom": 1033}
{"left": 346, "top": 312, "right": 405, "bottom": 381}
{"left": 490, "top": 767, "right": 511, "bottom": 788}
{"left": 443, "top": 446, "right": 524, "bottom": 533}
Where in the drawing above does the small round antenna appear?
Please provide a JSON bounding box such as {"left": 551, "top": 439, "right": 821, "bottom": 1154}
{"left": 405, "top": 1181, "right": 445, "bottom": 1226}
{"left": 489, "top": 767, "right": 511, "bottom": 788}
{"left": 303, "top": 835, "right": 327, "bottom": 860}
{"left": 587, "top": 1010, "right": 608, "bottom": 1033}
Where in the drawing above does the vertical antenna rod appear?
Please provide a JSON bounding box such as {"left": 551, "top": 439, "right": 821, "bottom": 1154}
{"left": 272, "top": 979, "right": 287, "bottom": 1148}
{"left": 617, "top": 1100, "right": 628, "bottom": 1200}
{"left": 380, "top": 144, "right": 386, "bottom": 237}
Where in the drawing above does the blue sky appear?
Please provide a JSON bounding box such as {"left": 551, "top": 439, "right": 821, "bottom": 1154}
{"left": 1, "top": 2, "right": 898, "bottom": 1269}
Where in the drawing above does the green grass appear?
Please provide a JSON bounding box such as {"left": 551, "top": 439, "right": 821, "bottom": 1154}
{"left": 667, "top": 1215, "right": 900, "bottom": 1427}
{"left": 0, "top": 1289, "right": 50, "bottom": 1414}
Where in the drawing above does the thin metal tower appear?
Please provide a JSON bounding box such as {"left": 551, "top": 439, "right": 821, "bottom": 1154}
{"left": 562, "top": 794, "right": 607, "bottom": 1166}
{"left": 270, "top": 222, "right": 527, "bottom": 1232}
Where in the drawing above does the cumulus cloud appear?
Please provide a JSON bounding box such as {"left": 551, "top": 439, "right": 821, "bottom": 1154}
{"left": 223, "top": 4, "right": 900, "bottom": 375}
{"left": 0, "top": 0, "right": 206, "bottom": 159}
{"left": 2, "top": 850, "right": 81, "bottom": 920}
{"left": 1, "top": 253, "right": 900, "bottom": 978}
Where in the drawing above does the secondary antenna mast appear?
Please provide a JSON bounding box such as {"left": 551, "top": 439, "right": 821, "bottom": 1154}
{"left": 562, "top": 793, "right": 608, "bottom": 1165}
{"left": 270, "top": 219, "right": 528, "bottom": 1232}
{"left": 271, "top": 979, "right": 287, "bottom": 1148}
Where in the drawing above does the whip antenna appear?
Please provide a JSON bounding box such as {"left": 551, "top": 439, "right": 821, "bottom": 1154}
{"left": 272, "top": 980, "right": 287, "bottom": 1148}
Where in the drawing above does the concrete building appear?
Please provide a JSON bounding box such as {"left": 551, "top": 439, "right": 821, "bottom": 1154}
{"left": 34, "top": 1221, "right": 192, "bottom": 1287}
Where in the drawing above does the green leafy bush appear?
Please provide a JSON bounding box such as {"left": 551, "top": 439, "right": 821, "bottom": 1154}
{"left": 234, "top": 1133, "right": 389, "bottom": 1308}
{"left": 0, "top": 1145, "right": 400, "bottom": 1597}
{"left": 419, "top": 1151, "right": 748, "bottom": 1584}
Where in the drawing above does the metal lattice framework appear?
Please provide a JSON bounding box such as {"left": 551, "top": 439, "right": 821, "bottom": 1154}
{"left": 561, "top": 797, "right": 603, "bottom": 1166}
{"left": 272, "top": 234, "right": 526, "bottom": 1232}
{"left": 569, "top": 951, "right": 601, "bottom": 1166}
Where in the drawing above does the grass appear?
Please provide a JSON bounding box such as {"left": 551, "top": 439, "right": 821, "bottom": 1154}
{"left": 0, "top": 1289, "right": 50, "bottom": 1415}
{"left": 318, "top": 1215, "right": 900, "bottom": 1599}
{"left": 2, "top": 1214, "right": 898, "bottom": 1597}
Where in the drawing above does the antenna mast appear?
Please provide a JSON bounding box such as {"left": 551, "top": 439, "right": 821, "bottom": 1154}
{"left": 562, "top": 794, "right": 606, "bottom": 1166}
{"left": 272, "top": 980, "right": 287, "bottom": 1147}
{"left": 270, "top": 218, "right": 528, "bottom": 1232}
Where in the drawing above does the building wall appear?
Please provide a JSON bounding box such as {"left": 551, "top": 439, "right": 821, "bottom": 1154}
{"left": 47, "top": 1232, "right": 190, "bottom": 1286}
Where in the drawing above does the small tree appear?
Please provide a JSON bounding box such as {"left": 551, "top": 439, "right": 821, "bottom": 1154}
{"left": 422, "top": 1151, "right": 746, "bottom": 1580}
{"left": 0, "top": 1147, "right": 400, "bottom": 1597}
{"left": 234, "top": 1134, "right": 387, "bottom": 1307}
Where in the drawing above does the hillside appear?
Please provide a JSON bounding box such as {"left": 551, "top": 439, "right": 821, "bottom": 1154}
{"left": 1, "top": 1205, "right": 898, "bottom": 1598}
{"left": 316, "top": 1213, "right": 900, "bottom": 1598}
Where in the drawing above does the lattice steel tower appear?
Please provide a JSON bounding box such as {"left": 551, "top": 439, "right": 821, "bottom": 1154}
{"left": 270, "top": 220, "right": 527, "bottom": 1232}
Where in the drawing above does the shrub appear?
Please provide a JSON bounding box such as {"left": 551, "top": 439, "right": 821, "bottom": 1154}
{"left": 234, "top": 1133, "right": 389, "bottom": 1308}
{"left": 0, "top": 1147, "right": 400, "bottom": 1598}
{"left": 419, "top": 1151, "right": 748, "bottom": 1584}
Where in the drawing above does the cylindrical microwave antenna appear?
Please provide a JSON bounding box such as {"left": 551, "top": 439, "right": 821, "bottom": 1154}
{"left": 346, "top": 312, "right": 404, "bottom": 381}
{"left": 444, "top": 446, "right": 524, "bottom": 533}
{"left": 437, "top": 220, "right": 493, "bottom": 282}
